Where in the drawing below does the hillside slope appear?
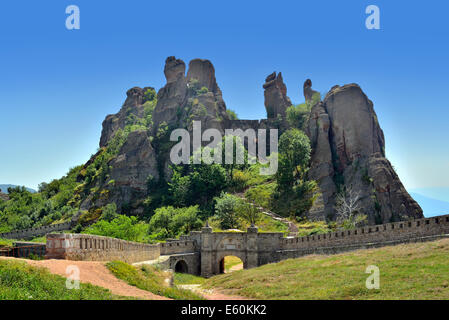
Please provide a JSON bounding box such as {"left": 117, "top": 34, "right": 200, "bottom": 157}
{"left": 203, "top": 238, "right": 449, "bottom": 300}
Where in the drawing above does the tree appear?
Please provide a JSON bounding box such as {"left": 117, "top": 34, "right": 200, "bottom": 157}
{"left": 276, "top": 129, "right": 311, "bottom": 193}
{"left": 214, "top": 192, "right": 243, "bottom": 229}
{"left": 237, "top": 201, "right": 261, "bottom": 226}
{"left": 334, "top": 185, "right": 367, "bottom": 229}
{"left": 149, "top": 205, "right": 202, "bottom": 239}
{"left": 84, "top": 215, "right": 149, "bottom": 242}
{"left": 100, "top": 203, "right": 119, "bottom": 222}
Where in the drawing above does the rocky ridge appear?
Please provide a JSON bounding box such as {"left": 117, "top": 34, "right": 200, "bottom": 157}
{"left": 93, "top": 56, "right": 422, "bottom": 223}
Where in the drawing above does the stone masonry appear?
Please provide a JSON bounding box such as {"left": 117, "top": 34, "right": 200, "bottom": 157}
{"left": 46, "top": 214, "right": 449, "bottom": 277}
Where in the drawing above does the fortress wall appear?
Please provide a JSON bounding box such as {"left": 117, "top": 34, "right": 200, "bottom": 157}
{"left": 256, "top": 233, "right": 285, "bottom": 264}
{"left": 160, "top": 240, "right": 196, "bottom": 255}
{"left": 45, "top": 233, "right": 160, "bottom": 263}
{"left": 280, "top": 215, "right": 449, "bottom": 253}
{"left": 0, "top": 222, "right": 73, "bottom": 240}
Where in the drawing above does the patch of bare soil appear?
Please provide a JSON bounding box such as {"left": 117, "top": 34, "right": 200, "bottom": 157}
{"left": 1, "top": 257, "right": 168, "bottom": 300}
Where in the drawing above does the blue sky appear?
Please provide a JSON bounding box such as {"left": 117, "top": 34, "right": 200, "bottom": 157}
{"left": 0, "top": 0, "right": 448, "bottom": 192}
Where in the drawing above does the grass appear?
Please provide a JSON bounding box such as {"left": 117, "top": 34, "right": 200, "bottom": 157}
{"left": 0, "top": 259, "right": 123, "bottom": 300}
{"left": 294, "top": 220, "right": 331, "bottom": 237}
{"left": 203, "top": 238, "right": 449, "bottom": 300}
{"left": 224, "top": 256, "right": 243, "bottom": 272}
{"left": 106, "top": 261, "right": 203, "bottom": 300}
{"left": 174, "top": 272, "right": 206, "bottom": 285}
{"left": 0, "top": 238, "right": 14, "bottom": 248}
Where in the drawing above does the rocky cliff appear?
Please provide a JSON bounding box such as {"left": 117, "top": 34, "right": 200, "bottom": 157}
{"left": 306, "top": 83, "right": 422, "bottom": 223}
{"left": 93, "top": 56, "right": 422, "bottom": 223}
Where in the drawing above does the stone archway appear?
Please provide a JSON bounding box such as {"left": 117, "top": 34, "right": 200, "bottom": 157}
{"left": 218, "top": 255, "right": 244, "bottom": 274}
{"left": 174, "top": 260, "right": 188, "bottom": 273}
{"left": 215, "top": 251, "right": 247, "bottom": 274}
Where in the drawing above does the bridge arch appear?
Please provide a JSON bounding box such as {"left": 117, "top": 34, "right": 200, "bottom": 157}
{"left": 174, "top": 260, "right": 188, "bottom": 273}
{"left": 217, "top": 254, "right": 244, "bottom": 274}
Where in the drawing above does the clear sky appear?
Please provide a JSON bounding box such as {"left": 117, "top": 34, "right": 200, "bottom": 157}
{"left": 0, "top": 0, "right": 448, "bottom": 191}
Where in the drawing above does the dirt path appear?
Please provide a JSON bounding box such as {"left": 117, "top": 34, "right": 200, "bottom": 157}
{"left": 178, "top": 284, "right": 248, "bottom": 300}
{"left": 0, "top": 257, "right": 168, "bottom": 300}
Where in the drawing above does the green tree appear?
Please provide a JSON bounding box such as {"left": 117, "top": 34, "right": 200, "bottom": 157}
{"left": 149, "top": 206, "right": 202, "bottom": 239}
{"left": 237, "top": 202, "right": 261, "bottom": 226}
{"left": 276, "top": 129, "right": 311, "bottom": 193}
{"left": 100, "top": 203, "right": 119, "bottom": 222}
{"left": 84, "top": 215, "right": 149, "bottom": 242}
{"left": 214, "top": 192, "right": 243, "bottom": 229}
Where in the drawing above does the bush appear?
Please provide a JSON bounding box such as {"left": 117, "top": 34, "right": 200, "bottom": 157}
{"left": 83, "top": 215, "right": 149, "bottom": 242}
{"left": 214, "top": 193, "right": 243, "bottom": 230}
{"left": 149, "top": 206, "right": 202, "bottom": 239}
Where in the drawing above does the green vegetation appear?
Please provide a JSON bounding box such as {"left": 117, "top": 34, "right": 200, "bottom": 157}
{"left": 213, "top": 193, "right": 243, "bottom": 230}
{"left": 0, "top": 238, "right": 14, "bottom": 248}
{"left": 226, "top": 109, "right": 238, "bottom": 120}
{"left": 203, "top": 239, "right": 449, "bottom": 300}
{"left": 148, "top": 205, "right": 202, "bottom": 240}
{"left": 273, "top": 129, "right": 318, "bottom": 218}
{"left": 173, "top": 272, "right": 206, "bottom": 285}
{"left": 106, "top": 261, "right": 203, "bottom": 300}
{"left": 223, "top": 256, "right": 243, "bottom": 272}
{"left": 0, "top": 259, "right": 121, "bottom": 300}
{"left": 84, "top": 214, "right": 150, "bottom": 242}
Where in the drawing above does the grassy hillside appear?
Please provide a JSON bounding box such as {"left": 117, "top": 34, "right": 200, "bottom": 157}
{"left": 203, "top": 239, "right": 449, "bottom": 300}
{"left": 0, "top": 259, "right": 123, "bottom": 300}
{"left": 106, "top": 261, "right": 203, "bottom": 300}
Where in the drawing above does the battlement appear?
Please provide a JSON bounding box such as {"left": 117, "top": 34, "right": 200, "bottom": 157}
{"left": 280, "top": 214, "right": 449, "bottom": 252}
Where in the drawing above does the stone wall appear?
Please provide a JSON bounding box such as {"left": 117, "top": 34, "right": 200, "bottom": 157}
{"left": 278, "top": 214, "right": 449, "bottom": 258}
{"left": 0, "top": 222, "right": 73, "bottom": 240}
{"left": 160, "top": 240, "right": 196, "bottom": 255}
{"left": 45, "top": 233, "right": 160, "bottom": 263}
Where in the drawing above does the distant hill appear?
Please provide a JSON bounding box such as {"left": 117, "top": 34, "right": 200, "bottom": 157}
{"left": 0, "top": 184, "right": 36, "bottom": 194}
{"left": 410, "top": 192, "right": 449, "bottom": 217}
{"left": 410, "top": 187, "right": 449, "bottom": 203}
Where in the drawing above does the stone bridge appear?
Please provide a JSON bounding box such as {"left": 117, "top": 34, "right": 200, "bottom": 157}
{"left": 46, "top": 214, "right": 449, "bottom": 278}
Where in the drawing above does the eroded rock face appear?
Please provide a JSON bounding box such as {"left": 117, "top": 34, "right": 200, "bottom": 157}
{"left": 152, "top": 57, "right": 229, "bottom": 134}
{"left": 303, "top": 79, "right": 319, "bottom": 102}
{"left": 164, "top": 56, "right": 186, "bottom": 83}
{"left": 306, "top": 83, "right": 422, "bottom": 223}
{"left": 93, "top": 58, "right": 421, "bottom": 223}
{"left": 100, "top": 86, "right": 154, "bottom": 147}
{"left": 263, "top": 72, "right": 292, "bottom": 119}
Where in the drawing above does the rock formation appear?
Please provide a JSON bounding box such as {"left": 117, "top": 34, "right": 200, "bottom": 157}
{"left": 93, "top": 56, "right": 422, "bottom": 223}
{"left": 263, "top": 72, "right": 292, "bottom": 119}
{"left": 100, "top": 86, "right": 154, "bottom": 148}
{"left": 306, "top": 83, "right": 422, "bottom": 223}
{"left": 303, "top": 79, "right": 319, "bottom": 102}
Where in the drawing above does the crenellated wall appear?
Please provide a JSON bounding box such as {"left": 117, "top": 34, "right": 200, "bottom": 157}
{"left": 45, "top": 233, "right": 160, "bottom": 263}
{"left": 0, "top": 222, "right": 73, "bottom": 240}
{"left": 160, "top": 240, "right": 196, "bottom": 255}
{"left": 41, "top": 214, "right": 449, "bottom": 276}
{"left": 280, "top": 215, "right": 449, "bottom": 251}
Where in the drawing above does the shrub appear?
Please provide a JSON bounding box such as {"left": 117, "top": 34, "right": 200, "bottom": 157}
{"left": 83, "top": 215, "right": 149, "bottom": 242}
{"left": 214, "top": 193, "right": 244, "bottom": 230}
{"left": 149, "top": 206, "right": 202, "bottom": 239}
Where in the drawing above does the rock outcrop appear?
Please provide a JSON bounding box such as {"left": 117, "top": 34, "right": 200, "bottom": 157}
{"left": 263, "top": 72, "right": 292, "bottom": 119}
{"left": 306, "top": 83, "right": 422, "bottom": 223}
{"left": 100, "top": 86, "right": 154, "bottom": 147}
{"left": 152, "top": 57, "right": 229, "bottom": 134}
{"left": 91, "top": 56, "right": 421, "bottom": 223}
{"left": 303, "top": 79, "right": 319, "bottom": 102}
